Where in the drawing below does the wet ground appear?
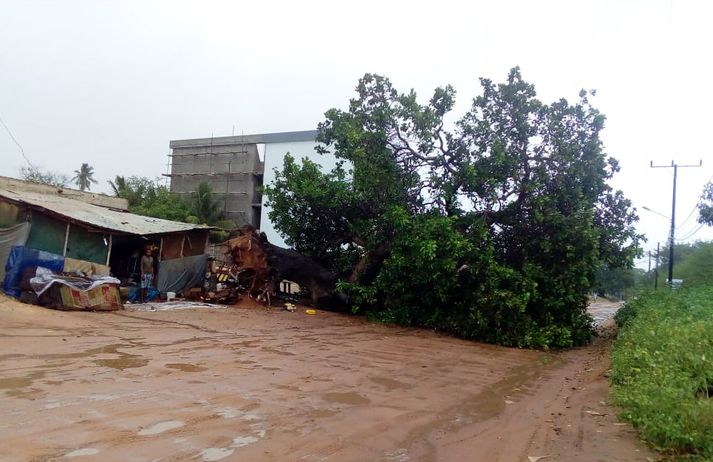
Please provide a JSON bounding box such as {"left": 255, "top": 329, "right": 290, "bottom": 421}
{"left": 0, "top": 295, "right": 656, "bottom": 461}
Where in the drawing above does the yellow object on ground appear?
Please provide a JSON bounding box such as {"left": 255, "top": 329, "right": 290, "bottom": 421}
{"left": 305, "top": 309, "right": 316, "bottom": 315}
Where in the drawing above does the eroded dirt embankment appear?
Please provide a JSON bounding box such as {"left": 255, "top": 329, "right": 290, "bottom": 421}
{"left": 0, "top": 296, "right": 656, "bottom": 461}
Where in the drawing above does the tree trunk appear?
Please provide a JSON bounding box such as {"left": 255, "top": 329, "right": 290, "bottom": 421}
{"left": 225, "top": 226, "right": 342, "bottom": 308}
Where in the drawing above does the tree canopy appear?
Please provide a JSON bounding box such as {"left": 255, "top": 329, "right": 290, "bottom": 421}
{"left": 264, "top": 68, "right": 642, "bottom": 348}
{"left": 108, "top": 175, "right": 189, "bottom": 221}
{"left": 71, "top": 163, "right": 97, "bottom": 191}
{"left": 108, "top": 176, "right": 227, "bottom": 228}
{"left": 698, "top": 182, "right": 713, "bottom": 226}
{"left": 19, "top": 165, "right": 69, "bottom": 188}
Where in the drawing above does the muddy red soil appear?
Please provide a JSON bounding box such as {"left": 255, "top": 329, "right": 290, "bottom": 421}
{"left": 0, "top": 295, "right": 657, "bottom": 461}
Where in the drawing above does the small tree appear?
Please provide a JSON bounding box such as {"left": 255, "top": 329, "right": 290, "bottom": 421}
{"left": 189, "top": 182, "right": 223, "bottom": 226}
{"left": 108, "top": 176, "right": 191, "bottom": 222}
{"left": 71, "top": 163, "right": 97, "bottom": 191}
{"left": 108, "top": 175, "right": 128, "bottom": 198}
{"left": 698, "top": 182, "right": 713, "bottom": 226}
{"left": 19, "top": 165, "right": 69, "bottom": 188}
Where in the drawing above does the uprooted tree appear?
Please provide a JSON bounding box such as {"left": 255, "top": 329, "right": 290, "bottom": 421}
{"left": 224, "top": 225, "right": 340, "bottom": 307}
{"left": 263, "top": 67, "right": 642, "bottom": 348}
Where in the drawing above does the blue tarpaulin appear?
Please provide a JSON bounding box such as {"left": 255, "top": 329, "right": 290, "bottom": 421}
{"left": 127, "top": 286, "right": 160, "bottom": 302}
{"left": 156, "top": 254, "right": 208, "bottom": 294}
{"left": 2, "top": 245, "right": 65, "bottom": 297}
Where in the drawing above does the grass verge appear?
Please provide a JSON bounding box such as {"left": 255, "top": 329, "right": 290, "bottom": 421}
{"left": 612, "top": 287, "right": 713, "bottom": 460}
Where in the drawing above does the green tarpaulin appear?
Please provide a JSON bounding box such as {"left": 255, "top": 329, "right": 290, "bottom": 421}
{"left": 26, "top": 213, "right": 65, "bottom": 255}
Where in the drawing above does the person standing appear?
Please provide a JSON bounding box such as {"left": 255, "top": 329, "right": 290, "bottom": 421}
{"left": 140, "top": 246, "right": 154, "bottom": 303}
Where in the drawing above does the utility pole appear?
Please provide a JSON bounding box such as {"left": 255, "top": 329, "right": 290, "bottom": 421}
{"left": 654, "top": 242, "right": 659, "bottom": 290}
{"left": 647, "top": 250, "right": 652, "bottom": 273}
{"left": 650, "top": 160, "right": 702, "bottom": 285}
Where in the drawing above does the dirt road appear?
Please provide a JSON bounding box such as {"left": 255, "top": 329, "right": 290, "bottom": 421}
{"left": 0, "top": 296, "right": 656, "bottom": 461}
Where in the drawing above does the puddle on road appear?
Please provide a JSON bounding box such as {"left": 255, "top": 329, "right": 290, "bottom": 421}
{"left": 4, "top": 343, "right": 150, "bottom": 371}
{"left": 64, "top": 448, "right": 99, "bottom": 458}
{"left": 0, "top": 371, "right": 46, "bottom": 397}
{"left": 322, "top": 391, "right": 370, "bottom": 405}
{"left": 232, "top": 435, "right": 259, "bottom": 448}
{"left": 94, "top": 357, "right": 148, "bottom": 370}
{"left": 199, "top": 447, "right": 234, "bottom": 461}
{"left": 138, "top": 420, "right": 185, "bottom": 436}
{"left": 197, "top": 431, "right": 263, "bottom": 461}
{"left": 369, "top": 376, "right": 413, "bottom": 391}
{"left": 0, "top": 371, "right": 45, "bottom": 390}
{"left": 165, "top": 363, "right": 207, "bottom": 372}
{"left": 261, "top": 347, "right": 295, "bottom": 356}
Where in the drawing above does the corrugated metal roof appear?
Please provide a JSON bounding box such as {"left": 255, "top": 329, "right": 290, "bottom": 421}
{"left": 0, "top": 187, "right": 213, "bottom": 236}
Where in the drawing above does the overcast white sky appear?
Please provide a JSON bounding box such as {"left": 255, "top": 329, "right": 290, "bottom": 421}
{"left": 1, "top": 0, "right": 712, "bottom": 267}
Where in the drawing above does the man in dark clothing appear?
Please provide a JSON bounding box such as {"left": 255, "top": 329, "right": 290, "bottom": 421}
{"left": 140, "top": 246, "right": 154, "bottom": 303}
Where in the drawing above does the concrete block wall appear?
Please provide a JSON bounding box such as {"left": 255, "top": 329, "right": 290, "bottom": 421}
{"left": 168, "top": 142, "right": 263, "bottom": 227}
{"left": 169, "top": 131, "right": 320, "bottom": 236}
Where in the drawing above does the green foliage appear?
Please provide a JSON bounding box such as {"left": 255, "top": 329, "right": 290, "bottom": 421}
{"left": 71, "top": 163, "right": 97, "bottom": 191}
{"left": 108, "top": 175, "right": 191, "bottom": 222}
{"left": 611, "top": 288, "right": 713, "bottom": 458}
{"left": 698, "top": 182, "right": 713, "bottom": 226}
{"left": 108, "top": 176, "right": 227, "bottom": 227}
{"left": 594, "top": 266, "right": 643, "bottom": 299}
{"left": 189, "top": 182, "right": 224, "bottom": 226}
{"left": 650, "top": 241, "right": 713, "bottom": 289}
{"left": 264, "top": 68, "right": 642, "bottom": 348}
{"left": 263, "top": 155, "right": 367, "bottom": 273}
{"left": 19, "top": 165, "right": 69, "bottom": 188}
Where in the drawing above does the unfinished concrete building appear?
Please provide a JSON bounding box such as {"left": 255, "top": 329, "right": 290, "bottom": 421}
{"left": 168, "top": 130, "right": 321, "bottom": 234}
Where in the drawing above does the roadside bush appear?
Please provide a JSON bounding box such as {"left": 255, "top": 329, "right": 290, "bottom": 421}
{"left": 611, "top": 287, "right": 713, "bottom": 459}
{"left": 613, "top": 297, "right": 639, "bottom": 328}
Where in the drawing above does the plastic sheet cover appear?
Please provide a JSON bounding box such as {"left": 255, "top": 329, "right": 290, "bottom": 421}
{"left": 2, "top": 245, "right": 65, "bottom": 297}
{"left": 30, "top": 267, "right": 120, "bottom": 296}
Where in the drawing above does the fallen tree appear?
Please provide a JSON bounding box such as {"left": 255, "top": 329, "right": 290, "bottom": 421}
{"left": 224, "top": 226, "right": 341, "bottom": 307}
{"left": 263, "top": 68, "right": 643, "bottom": 348}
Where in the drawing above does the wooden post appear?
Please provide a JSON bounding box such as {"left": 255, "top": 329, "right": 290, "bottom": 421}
{"left": 105, "top": 234, "right": 113, "bottom": 266}
{"left": 62, "top": 222, "right": 70, "bottom": 256}
{"left": 159, "top": 236, "right": 164, "bottom": 261}
{"left": 179, "top": 234, "right": 185, "bottom": 258}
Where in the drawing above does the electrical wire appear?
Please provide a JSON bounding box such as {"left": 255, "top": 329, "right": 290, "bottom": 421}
{"left": 676, "top": 223, "right": 705, "bottom": 241}
{"left": 676, "top": 170, "right": 713, "bottom": 230}
{"left": 0, "top": 115, "right": 34, "bottom": 168}
{"left": 675, "top": 203, "right": 698, "bottom": 230}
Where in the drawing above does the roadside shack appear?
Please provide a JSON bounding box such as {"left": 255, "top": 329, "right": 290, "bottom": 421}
{"left": 0, "top": 177, "right": 212, "bottom": 309}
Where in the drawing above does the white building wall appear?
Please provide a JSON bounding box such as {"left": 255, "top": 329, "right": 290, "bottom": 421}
{"left": 260, "top": 141, "right": 338, "bottom": 248}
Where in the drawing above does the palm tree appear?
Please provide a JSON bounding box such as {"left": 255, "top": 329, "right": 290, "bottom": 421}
{"left": 108, "top": 175, "right": 127, "bottom": 197}
{"left": 72, "top": 163, "right": 97, "bottom": 191}
{"left": 191, "top": 182, "right": 223, "bottom": 225}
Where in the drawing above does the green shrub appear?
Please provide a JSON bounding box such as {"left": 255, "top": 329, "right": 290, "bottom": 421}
{"left": 357, "top": 212, "right": 591, "bottom": 348}
{"left": 611, "top": 287, "right": 713, "bottom": 459}
{"left": 613, "top": 297, "right": 640, "bottom": 328}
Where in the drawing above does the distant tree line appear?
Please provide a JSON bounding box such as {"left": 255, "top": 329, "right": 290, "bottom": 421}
{"left": 18, "top": 164, "right": 230, "bottom": 237}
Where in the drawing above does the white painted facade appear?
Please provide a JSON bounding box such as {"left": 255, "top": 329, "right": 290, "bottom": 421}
{"left": 260, "top": 140, "right": 338, "bottom": 247}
